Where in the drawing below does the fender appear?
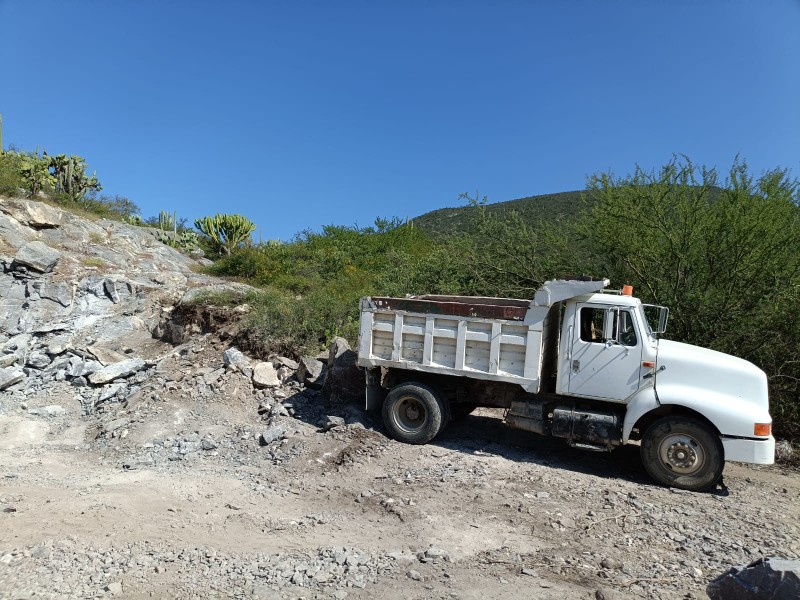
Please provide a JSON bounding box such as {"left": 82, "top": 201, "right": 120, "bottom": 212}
{"left": 622, "top": 387, "right": 659, "bottom": 442}
{"left": 654, "top": 383, "right": 772, "bottom": 438}
{"left": 622, "top": 384, "right": 772, "bottom": 442}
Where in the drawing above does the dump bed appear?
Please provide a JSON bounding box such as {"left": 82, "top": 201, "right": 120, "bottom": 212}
{"left": 357, "top": 279, "right": 608, "bottom": 393}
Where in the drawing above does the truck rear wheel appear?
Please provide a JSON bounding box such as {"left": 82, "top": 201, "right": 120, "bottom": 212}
{"left": 640, "top": 416, "right": 723, "bottom": 491}
{"left": 383, "top": 382, "right": 446, "bottom": 444}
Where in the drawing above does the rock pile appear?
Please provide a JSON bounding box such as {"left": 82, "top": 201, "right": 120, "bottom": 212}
{"left": 0, "top": 540, "right": 403, "bottom": 598}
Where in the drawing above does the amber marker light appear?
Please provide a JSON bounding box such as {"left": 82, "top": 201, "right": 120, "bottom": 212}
{"left": 754, "top": 423, "right": 771, "bottom": 436}
{"left": 622, "top": 285, "right": 633, "bottom": 296}
{"left": 642, "top": 361, "right": 655, "bottom": 368}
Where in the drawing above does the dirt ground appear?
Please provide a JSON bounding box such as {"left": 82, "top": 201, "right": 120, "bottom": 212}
{"left": 1, "top": 339, "right": 798, "bottom": 600}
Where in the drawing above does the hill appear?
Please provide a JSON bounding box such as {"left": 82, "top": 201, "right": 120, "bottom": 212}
{"left": 412, "top": 190, "right": 589, "bottom": 236}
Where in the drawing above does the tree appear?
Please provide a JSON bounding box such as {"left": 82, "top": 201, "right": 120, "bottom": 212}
{"left": 579, "top": 156, "right": 800, "bottom": 438}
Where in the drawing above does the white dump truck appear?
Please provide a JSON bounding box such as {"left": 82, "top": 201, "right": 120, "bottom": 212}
{"left": 357, "top": 278, "right": 775, "bottom": 491}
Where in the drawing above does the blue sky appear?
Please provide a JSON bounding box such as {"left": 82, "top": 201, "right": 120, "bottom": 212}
{"left": 1, "top": 1, "right": 798, "bottom": 241}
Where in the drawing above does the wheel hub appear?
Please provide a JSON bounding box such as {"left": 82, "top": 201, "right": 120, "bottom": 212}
{"left": 394, "top": 396, "right": 426, "bottom": 432}
{"left": 405, "top": 404, "right": 421, "bottom": 421}
{"left": 659, "top": 434, "right": 705, "bottom": 474}
{"left": 667, "top": 442, "right": 696, "bottom": 468}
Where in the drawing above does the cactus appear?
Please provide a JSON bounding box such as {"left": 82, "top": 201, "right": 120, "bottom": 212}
{"left": 157, "top": 228, "right": 199, "bottom": 251}
{"left": 194, "top": 213, "right": 256, "bottom": 255}
{"left": 19, "top": 153, "right": 55, "bottom": 198}
{"left": 157, "top": 210, "right": 175, "bottom": 232}
{"left": 49, "top": 154, "right": 102, "bottom": 202}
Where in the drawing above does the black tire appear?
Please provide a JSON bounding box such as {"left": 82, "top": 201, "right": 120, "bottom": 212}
{"left": 450, "top": 403, "right": 478, "bottom": 421}
{"left": 640, "top": 416, "right": 724, "bottom": 491}
{"left": 383, "top": 382, "right": 446, "bottom": 445}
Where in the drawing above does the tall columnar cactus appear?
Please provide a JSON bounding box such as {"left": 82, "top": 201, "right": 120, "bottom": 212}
{"left": 194, "top": 213, "right": 256, "bottom": 255}
{"left": 49, "top": 154, "right": 102, "bottom": 201}
{"left": 157, "top": 210, "right": 175, "bottom": 231}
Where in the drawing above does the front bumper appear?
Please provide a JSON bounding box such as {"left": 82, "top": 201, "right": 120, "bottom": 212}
{"left": 721, "top": 435, "right": 775, "bottom": 465}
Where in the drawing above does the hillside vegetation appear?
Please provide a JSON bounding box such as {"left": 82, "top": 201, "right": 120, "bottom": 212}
{"left": 3, "top": 148, "right": 799, "bottom": 441}
{"left": 210, "top": 157, "right": 800, "bottom": 441}
{"left": 412, "top": 190, "right": 587, "bottom": 237}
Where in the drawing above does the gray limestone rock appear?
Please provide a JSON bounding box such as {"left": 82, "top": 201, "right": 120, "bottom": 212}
{"left": 322, "top": 337, "right": 364, "bottom": 400}
{"left": 0, "top": 368, "right": 25, "bottom": 390}
{"left": 98, "top": 383, "right": 126, "bottom": 404}
{"left": 319, "top": 415, "right": 346, "bottom": 432}
{"left": 0, "top": 354, "right": 18, "bottom": 368}
{"left": 260, "top": 425, "right": 286, "bottom": 445}
{"left": 275, "top": 356, "right": 299, "bottom": 370}
{"left": 201, "top": 437, "right": 218, "bottom": 450}
{"left": 0, "top": 198, "right": 63, "bottom": 229}
{"left": 253, "top": 361, "right": 281, "bottom": 388}
{"left": 28, "top": 280, "right": 73, "bottom": 307}
{"left": 66, "top": 356, "right": 103, "bottom": 378}
{"left": 12, "top": 241, "right": 61, "bottom": 273}
{"left": 104, "top": 278, "right": 120, "bottom": 303}
{"left": 86, "top": 345, "right": 129, "bottom": 366}
{"left": 707, "top": 557, "right": 800, "bottom": 600}
{"left": 25, "top": 352, "right": 51, "bottom": 369}
{"left": 88, "top": 358, "right": 146, "bottom": 385}
{"left": 297, "top": 356, "right": 326, "bottom": 389}
{"left": 223, "top": 347, "right": 252, "bottom": 375}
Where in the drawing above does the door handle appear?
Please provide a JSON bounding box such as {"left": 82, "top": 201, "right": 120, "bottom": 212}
{"left": 643, "top": 365, "right": 666, "bottom": 379}
{"left": 572, "top": 359, "right": 580, "bottom": 373}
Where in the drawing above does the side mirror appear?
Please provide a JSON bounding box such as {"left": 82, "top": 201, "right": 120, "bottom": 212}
{"left": 603, "top": 308, "right": 618, "bottom": 341}
{"left": 657, "top": 307, "right": 670, "bottom": 334}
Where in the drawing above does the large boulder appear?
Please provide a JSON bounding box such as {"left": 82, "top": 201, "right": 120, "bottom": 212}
{"left": 12, "top": 241, "right": 61, "bottom": 273}
{"left": 88, "top": 358, "right": 146, "bottom": 385}
{"left": 0, "top": 198, "right": 63, "bottom": 229}
{"left": 297, "top": 356, "right": 326, "bottom": 389}
{"left": 707, "top": 557, "right": 800, "bottom": 599}
{"left": 322, "top": 336, "right": 365, "bottom": 401}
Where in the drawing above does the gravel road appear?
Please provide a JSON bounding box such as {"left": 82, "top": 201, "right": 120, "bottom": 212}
{"left": 1, "top": 339, "right": 798, "bottom": 600}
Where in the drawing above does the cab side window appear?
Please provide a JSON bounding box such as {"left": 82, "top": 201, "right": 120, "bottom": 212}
{"left": 616, "top": 310, "right": 638, "bottom": 347}
{"left": 579, "top": 308, "right": 605, "bottom": 343}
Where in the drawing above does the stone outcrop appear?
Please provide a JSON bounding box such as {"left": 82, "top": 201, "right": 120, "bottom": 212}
{"left": 297, "top": 356, "right": 326, "bottom": 389}
{"left": 707, "top": 557, "right": 800, "bottom": 599}
{"left": 12, "top": 241, "right": 61, "bottom": 273}
{"left": 322, "top": 336, "right": 365, "bottom": 401}
{"left": 0, "top": 195, "right": 254, "bottom": 395}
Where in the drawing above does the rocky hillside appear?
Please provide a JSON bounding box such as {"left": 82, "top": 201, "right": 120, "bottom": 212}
{"left": 0, "top": 196, "right": 253, "bottom": 395}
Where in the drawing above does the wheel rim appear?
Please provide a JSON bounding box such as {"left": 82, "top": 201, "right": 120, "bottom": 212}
{"left": 393, "top": 395, "right": 427, "bottom": 433}
{"left": 658, "top": 433, "right": 706, "bottom": 474}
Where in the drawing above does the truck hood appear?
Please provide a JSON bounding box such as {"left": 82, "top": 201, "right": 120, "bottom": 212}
{"left": 656, "top": 339, "right": 769, "bottom": 412}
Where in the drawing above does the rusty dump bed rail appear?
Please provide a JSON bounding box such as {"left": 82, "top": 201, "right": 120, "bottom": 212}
{"left": 368, "top": 295, "right": 529, "bottom": 321}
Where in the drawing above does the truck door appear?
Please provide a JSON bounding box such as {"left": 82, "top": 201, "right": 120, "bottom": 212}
{"left": 567, "top": 304, "right": 643, "bottom": 401}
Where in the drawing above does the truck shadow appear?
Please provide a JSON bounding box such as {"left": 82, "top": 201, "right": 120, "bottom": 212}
{"left": 431, "top": 409, "right": 654, "bottom": 488}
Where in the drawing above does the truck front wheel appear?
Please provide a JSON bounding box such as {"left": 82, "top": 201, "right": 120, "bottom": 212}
{"left": 383, "top": 382, "right": 446, "bottom": 444}
{"left": 640, "top": 416, "right": 724, "bottom": 491}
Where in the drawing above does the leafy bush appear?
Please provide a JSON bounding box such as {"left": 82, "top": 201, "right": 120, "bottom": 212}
{"left": 577, "top": 157, "right": 800, "bottom": 439}
{"left": 0, "top": 151, "right": 25, "bottom": 195}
